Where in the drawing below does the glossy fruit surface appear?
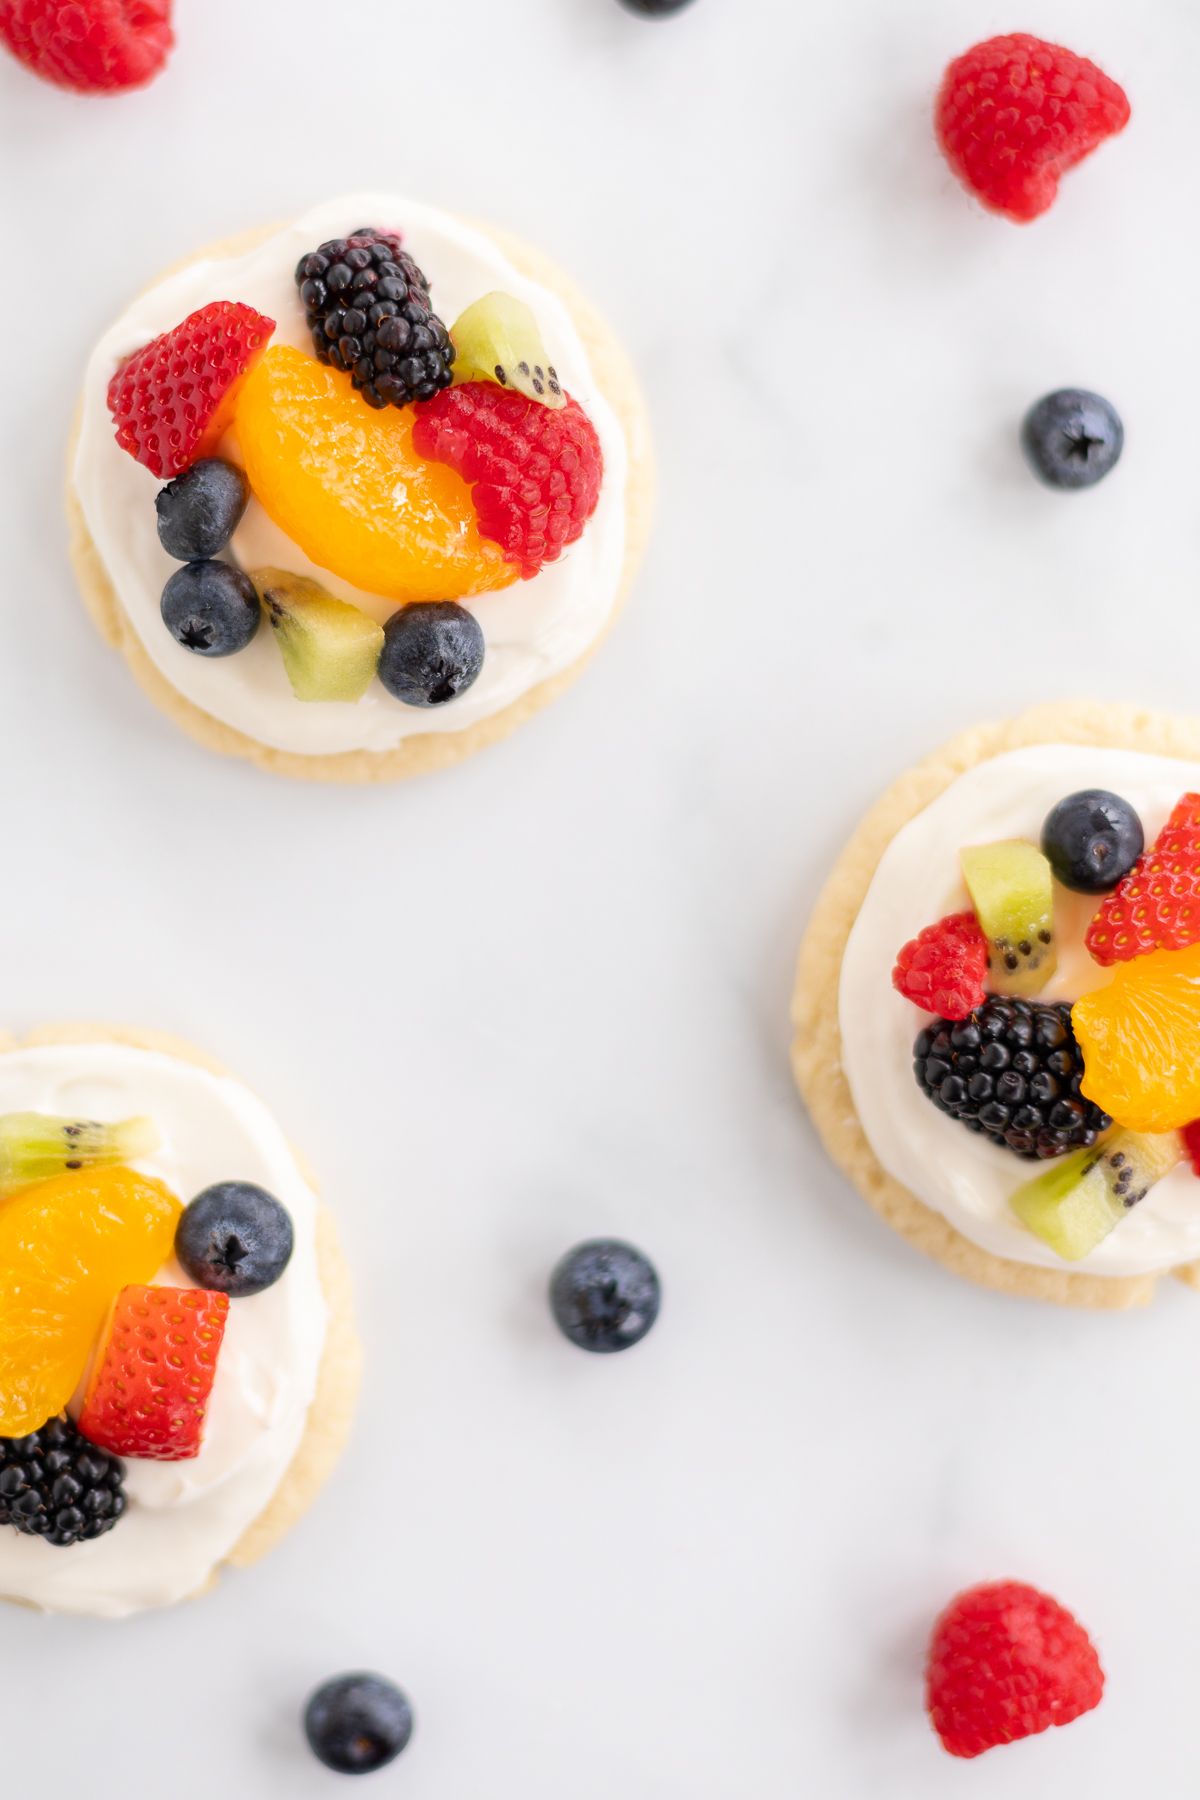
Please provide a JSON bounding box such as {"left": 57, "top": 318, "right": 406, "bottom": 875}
{"left": 79, "top": 1284, "right": 228, "bottom": 1461}
{"left": 1010, "top": 1128, "right": 1180, "bottom": 1260}
{"left": 305, "top": 1673, "right": 414, "bottom": 1774}
{"left": 251, "top": 569, "right": 383, "bottom": 702}
{"left": 237, "top": 346, "right": 516, "bottom": 603}
{"left": 1087, "top": 794, "right": 1200, "bottom": 964}
{"left": 960, "top": 841, "right": 1057, "bottom": 996}
{"left": 155, "top": 459, "right": 249, "bottom": 561}
{"left": 450, "top": 292, "right": 564, "bottom": 407}
{"left": 0, "top": 1167, "right": 181, "bottom": 1436}
{"left": 549, "top": 1240, "right": 661, "bottom": 1352}
{"left": 176, "top": 1181, "right": 294, "bottom": 1297}
{"left": 1040, "top": 789, "right": 1142, "bottom": 893}
{"left": 377, "top": 602, "right": 485, "bottom": 707}
{"left": 161, "top": 561, "right": 260, "bottom": 657}
{"left": 1075, "top": 943, "right": 1200, "bottom": 1131}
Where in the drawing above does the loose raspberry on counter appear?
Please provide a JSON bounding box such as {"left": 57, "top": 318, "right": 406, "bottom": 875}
{"left": 412, "top": 383, "right": 604, "bottom": 580}
{"left": 936, "top": 34, "right": 1130, "bottom": 223}
{"left": 79, "top": 1284, "right": 229, "bottom": 1461}
{"left": 1086, "top": 794, "right": 1200, "bottom": 965}
{"left": 107, "top": 300, "right": 274, "bottom": 480}
{"left": 927, "top": 1580, "right": 1105, "bottom": 1758}
{"left": 892, "top": 912, "right": 988, "bottom": 1020}
{"left": 0, "top": 0, "right": 173, "bottom": 93}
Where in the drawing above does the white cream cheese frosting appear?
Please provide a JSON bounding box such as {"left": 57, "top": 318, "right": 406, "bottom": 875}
{"left": 839, "top": 745, "right": 1200, "bottom": 1278}
{"left": 73, "top": 194, "right": 629, "bottom": 756}
{"left": 0, "top": 1043, "right": 326, "bottom": 1618}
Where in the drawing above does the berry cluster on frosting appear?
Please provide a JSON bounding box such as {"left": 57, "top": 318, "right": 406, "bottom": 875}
{"left": 891, "top": 789, "right": 1200, "bottom": 1263}
{"left": 102, "top": 227, "right": 606, "bottom": 714}
{"left": 0, "top": 1116, "right": 294, "bottom": 1548}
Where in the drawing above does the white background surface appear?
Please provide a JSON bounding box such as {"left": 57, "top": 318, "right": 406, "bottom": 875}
{"left": 2, "top": 0, "right": 1199, "bottom": 1793}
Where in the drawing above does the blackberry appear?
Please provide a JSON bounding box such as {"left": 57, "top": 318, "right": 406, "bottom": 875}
{"left": 294, "top": 227, "right": 454, "bottom": 410}
{"left": 0, "top": 1416, "right": 126, "bottom": 1548}
{"left": 913, "top": 997, "right": 1111, "bottom": 1160}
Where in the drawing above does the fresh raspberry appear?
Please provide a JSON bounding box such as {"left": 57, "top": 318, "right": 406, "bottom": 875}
{"left": 927, "top": 1581, "right": 1104, "bottom": 1759}
{"left": 78, "top": 1284, "right": 229, "bottom": 1462}
{"left": 412, "top": 383, "right": 603, "bottom": 579}
{"left": 1086, "top": 794, "right": 1200, "bottom": 965}
{"left": 0, "top": 0, "right": 173, "bottom": 93}
{"left": 936, "top": 34, "right": 1131, "bottom": 223}
{"left": 1181, "top": 1120, "right": 1200, "bottom": 1177}
{"left": 106, "top": 300, "right": 274, "bottom": 480}
{"left": 892, "top": 912, "right": 988, "bottom": 1020}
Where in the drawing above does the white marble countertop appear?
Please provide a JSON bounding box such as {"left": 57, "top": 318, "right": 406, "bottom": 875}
{"left": 2, "top": 0, "right": 1199, "bottom": 1792}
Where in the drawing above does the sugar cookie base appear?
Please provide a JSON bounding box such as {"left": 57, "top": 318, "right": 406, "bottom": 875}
{"left": 0, "top": 1022, "right": 362, "bottom": 1609}
{"left": 791, "top": 702, "right": 1200, "bottom": 1310}
{"left": 67, "top": 221, "right": 654, "bottom": 783}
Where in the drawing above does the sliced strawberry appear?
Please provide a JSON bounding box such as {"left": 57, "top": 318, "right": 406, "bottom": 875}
{"left": 78, "top": 1284, "right": 228, "bottom": 1461}
{"left": 1086, "top": 794, "right": 1200, "bottom": 965}
{"left": 106, "top": 300, "right": 274, "bottom": 480}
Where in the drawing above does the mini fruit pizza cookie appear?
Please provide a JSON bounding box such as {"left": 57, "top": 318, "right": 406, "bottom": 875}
{"left": 792, "top": 704, "right": 1200, "bottom": 1309}
{"left": 68, "top": 196, "right": 653, "bottom": 781}
{"left": 0, "top": 1025, "right": 359, "bottom": 1615}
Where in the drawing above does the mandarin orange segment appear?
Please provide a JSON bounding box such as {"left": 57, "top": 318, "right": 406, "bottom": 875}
{"left": 0, "top": 1165, "right": 181, "bottom": 1436}
{"left": 235, "top": 345, "right": 518, "bottom": 604}
{"left": 1075, "top": 942, "right": 1200, "bottom": 1133}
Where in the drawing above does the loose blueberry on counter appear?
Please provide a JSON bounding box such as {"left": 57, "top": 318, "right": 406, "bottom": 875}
{"left": 1021, "top": 389, "right": 1124, "bottom": 489}
{"left": 161, "top": 561, "right": 260, "bottom": 657}
{"left": 175, "top": 1181, "right": 294, "bottom": 1297}
{"left": 619, "top": 0, "right": 696, "bottom": 13}
{"left": 377, "top": 601, "right": 485, "bottom": 707}
{"left": 1041, "top": 789, "right": 1144, "bottom": 894}
{"left": 304, "top": 1673, "right": 414, "bottom": 1775}
{"left": 155, "top": 459, "right": 249, "bottom": 561}
{"left": 549, "top": 1240, "right": 661, "bottom": 1353}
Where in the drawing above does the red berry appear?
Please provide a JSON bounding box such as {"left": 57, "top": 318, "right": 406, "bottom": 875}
{"left": 936, "top": 34, "right": 1131, "bottom": 223}
{"left": 0, "top": 0, "right": 173, "bottom": 93}
{"left": 412, "top": 383, "right": 604, "bottom": 580}
{"left": 1086, "top": 794, "right": 1200, "bottom": 965}
{"left": 106, "top": 300, "right": 274, "bottom": 480}
{"left": 927, "top": 1581, "right": 1104, "bottom": 1759}
{"left": 892, "top": 911, "right": 988, "bottom": 1020}
{"left": 1181, "top": 1120, "right": 1200, "bottom": 1177}
{"left": 78, "top": 1284, "right": 229, "bottom": 1461}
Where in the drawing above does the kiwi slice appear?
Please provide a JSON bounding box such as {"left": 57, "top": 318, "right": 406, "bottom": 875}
{"left": 960, "top": 840, "right": 1057, "bottom": 996}
{"left": 251, "top": 569, "right": 385, "bottom": 703}
{"left": 450, "top": 292, "right": 565, "bottom": 409}
{"left": 0, "top": 1113, "right": 159, "bottom": 1198}
{"left": 1010, "top": 1128, "right": 1181, "bottom": 1261}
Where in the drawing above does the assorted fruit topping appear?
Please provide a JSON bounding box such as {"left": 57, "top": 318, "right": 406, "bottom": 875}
{"left": 1022, "top": 390, "right": 1125, "bottom": 491}
{"left": 107, "top": 301, "right": 275, "bottom": 480}
{"left": 295, "top": 229, "right": 454, "bottom": 410}
{"left": 0, "top": 0, "right": 174, "bottom": 94}
{"left": 304, "top": 1673, "right": 415, "bottom": 1775}
{"left": 926, "top": 1581, "right": 1104, "bottom": 1759}
{"left": 549, "top": 1239, "right": 661, "bottom": 1353}
{"left": 894, "top": 786, "right": 1200, "bottom": 1260}
{"left": 450, "top": 292, "right": 564, "bottom": 408}
{"left": 0, "top": 1109, "right": 297, "bottom": 1540}
{"left": 936, "top": 34, "right": 1131, "bottom": 224}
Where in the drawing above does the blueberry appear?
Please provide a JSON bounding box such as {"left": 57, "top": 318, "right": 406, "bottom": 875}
{"left": 155, "top": 459, "right": 249, "bottom": 561}
{"left": 377, "top": 602, "right": 484, "bottom": 706}
{"left": 304, "top": 1673, "right": 413, "bottom": 1775}
{"left": 549, "top": 1240, "right": 661, "bottom": 1353}
{"left": 160, "top": 561, "right": 260, "bottom": 657}
{"left": 1021, "top": 389, "right": 1124, "bottom": 490}
{"left": 619, "top": 0, "right": 695, "bottom": 13}
{"left": 1041, "top": 789, "right": 1144, "bottom": 893}
{"left": 175, "top": 1181, "right": 294, "bottom": 1297}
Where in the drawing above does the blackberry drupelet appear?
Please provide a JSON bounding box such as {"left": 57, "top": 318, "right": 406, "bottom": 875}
{"left": 294, "top": 227, "right": 454, "bottom": 410}
{"left": 914, "top": 997, "right": 1111, "bottom": 1160}
{"left": 0, "top": 1416, "right": 126, "bottom": 1547}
